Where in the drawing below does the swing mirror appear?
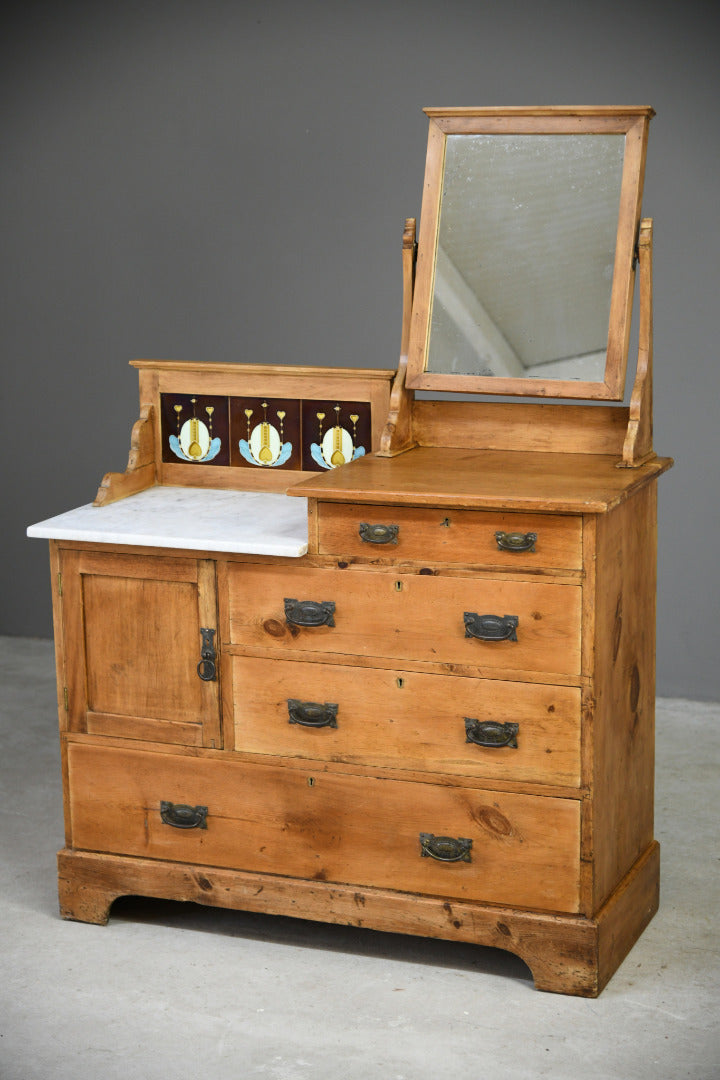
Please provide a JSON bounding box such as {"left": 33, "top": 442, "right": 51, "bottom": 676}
{"left": 405, "top": 107, "right": 653, "bottom": 401}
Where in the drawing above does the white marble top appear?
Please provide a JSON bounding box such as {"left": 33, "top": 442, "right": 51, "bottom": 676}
{"left": 27, "top": 486, "right": 309, "bottom": 557}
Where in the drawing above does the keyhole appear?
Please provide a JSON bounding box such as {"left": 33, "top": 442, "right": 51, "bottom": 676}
{"left": 394, "top": 580, "right": 403, "bottom": 592}
{"left": 396, "top": 677, "right": 404, "bottom": 689}
{"left": 307, "top": 777, "right": 315, "bottom": 788}
{"left": 441, "top": 517, "right": 451, "bottom": 528}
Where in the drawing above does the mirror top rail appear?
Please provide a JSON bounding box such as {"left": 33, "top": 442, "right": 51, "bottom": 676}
{"left": 406, "top": 106, "right": 653, "bottom": 401}
{"left": 423, "top": 105, "right": 654, "bottom": 129}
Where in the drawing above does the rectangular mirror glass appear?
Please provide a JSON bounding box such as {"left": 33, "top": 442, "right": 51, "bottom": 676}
{"left": 406, "top": 108, "right": 653, "bottom": 400}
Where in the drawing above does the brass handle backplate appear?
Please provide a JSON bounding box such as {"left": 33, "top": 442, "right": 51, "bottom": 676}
{"left": 465, "top": 718, "right": 519, "bottom": 748}
{"left": 284, "top": 599, "right": 336, "bottom": 627}
{"left": 419, "top": 833, "right": 473, "bottom": 863}
{"left": 495, "top": 531, "right": 537, "bottom": 553}
{"left": 359, "top": 522, "right": 399, "bottom": 545}
{"left": 464, "top": 613, "right": 519, "bottom": 642}
{"left": 287, "top": 699, "right": 338, "bottom": 728}
{"left": 160, "top": 801, "right": 208, "bottom": 829}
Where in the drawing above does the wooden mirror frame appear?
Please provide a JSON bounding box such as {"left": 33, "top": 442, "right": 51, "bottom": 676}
{"left": 405, "top": 107, "right": 654, "bottom": 401}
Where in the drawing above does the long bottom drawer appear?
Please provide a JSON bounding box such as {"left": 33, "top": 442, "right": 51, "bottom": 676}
{"left": 67, "top": 743, "right": 582, "bottom": 914}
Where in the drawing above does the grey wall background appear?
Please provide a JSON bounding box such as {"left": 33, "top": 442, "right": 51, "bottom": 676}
{"left": 4, "top": 0, "right": 718, "bottom": 699}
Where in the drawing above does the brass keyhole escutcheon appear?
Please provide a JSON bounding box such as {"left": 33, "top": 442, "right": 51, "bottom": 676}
{"left": 441, "top": 517, "right": 451, "bottom": 528}
{"left": 307, "top": 777, "right": 316, "bottom": 788}
{"left": 396, "top": 676, "right": 404, "bottom": 689}
{"left": 394, "top": 580, "right": 403, "bottom": 592}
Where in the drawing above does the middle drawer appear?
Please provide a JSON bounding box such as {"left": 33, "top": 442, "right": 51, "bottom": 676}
{"left": 227, "top": 563, "right": 582, "bottom": 677}
{"left": 231, "top": 656, "right": 582, "bottom": 787}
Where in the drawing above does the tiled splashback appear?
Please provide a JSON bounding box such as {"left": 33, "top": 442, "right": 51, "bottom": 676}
{"left": 160, "top": 393, "right": 372, "bottom": 472}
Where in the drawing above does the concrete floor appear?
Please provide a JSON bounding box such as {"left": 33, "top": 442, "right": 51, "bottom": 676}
{"left": 1, "top": 636, "right": 718, "bottom": 1080}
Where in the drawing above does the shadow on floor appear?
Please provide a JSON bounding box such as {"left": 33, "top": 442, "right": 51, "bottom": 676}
{"left": 110, "top": 894, "right": 535, "bottom": 986}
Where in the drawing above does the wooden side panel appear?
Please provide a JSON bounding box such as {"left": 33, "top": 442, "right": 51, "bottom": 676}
{"left": 232, "top": 656, "right": 582, "bottom": 786}
{"left": 67, "top": 742, "right": 582, "bottom": 913}
{"left": 227, "top": 564, "right": 582, "bottom": 677}
{"left": 317, "top": 502, "right": 583, "bottom": 570}
{"left": 59, "top": 549, "right": 89, "bottom": 735}
{"left": 591, "top": 483, "right": 658, "bottom": 910}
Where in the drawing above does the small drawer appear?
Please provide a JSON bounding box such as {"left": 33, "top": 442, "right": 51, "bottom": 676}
{"left": 231, "top": 656, "right": 582, "bottom": 787}
{"left": 227, "top": 563, "right": 582, "bottom": 677}
{"left": 317, "top": 502, "right": 583, "bottom": 570}
{"left": 67, "top": 743, "right": 581, "bottom": 913}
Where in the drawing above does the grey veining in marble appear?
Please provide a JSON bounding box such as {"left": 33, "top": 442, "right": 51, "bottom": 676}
{"left": 27, "top": 485, "right": 309, "bottom": 557}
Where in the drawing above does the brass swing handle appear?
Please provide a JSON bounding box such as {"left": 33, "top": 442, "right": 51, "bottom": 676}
{"left": 287, "top": 698, "right": 338, "bottom": 728}
{"left": 465, "top": 718, "right": 519, "bottom": 748}
{"left": 464, "top": 613, "right": 518, "bottom": 642}
{"left": 197, "top": 627, "right": 217, "bottom": 681}
{"left": 495, "top": 530, "right": 537, "bottom": 553}
{"left": 160, "top": 801, "right": 208, "bottom": 829}
{"left": 420, "top": 833, "right": 473, "bottom": 863}
{"left": 359, "top": 522, "right": 399, "bottom": 545}
{"left": 284, "top": 599, "right": 336, "bottom": 627}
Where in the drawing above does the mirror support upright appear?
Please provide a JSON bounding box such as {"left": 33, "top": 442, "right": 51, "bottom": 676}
{"left": 378, "top": 218, "right": 419, "bottom": 458}
{"left": 620, "top": 218, "right": 654, "bottom": 467}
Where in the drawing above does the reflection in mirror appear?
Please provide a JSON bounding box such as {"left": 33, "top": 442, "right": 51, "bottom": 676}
{"left": 428, "top": 134, "right": 625, "bottom": 383}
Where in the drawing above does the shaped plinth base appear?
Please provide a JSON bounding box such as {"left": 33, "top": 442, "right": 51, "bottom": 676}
{"left": 57, "top": 841, "right": 659, "bottom": 997}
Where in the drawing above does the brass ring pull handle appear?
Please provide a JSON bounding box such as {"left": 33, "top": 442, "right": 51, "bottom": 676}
{"left": 419, "top": 833, "right": 473, "bottom": 863}
{"left": 464, "top": 613, "right": 519, "bottom": 641}
{"left": 465, "top": 718, "right": 519, "bottom": 748}
{"left": 196, "top": 627, "right": 217, "bottom": 681}
{"left": 160, "top": 801, "right": 208, "bottom": 829}
{"left": 287, "top": 698, "right": 338, "bottom": 728}
{"left": 358, "top": 522, "right": 399, "bottom": 545}
{"left": 284, "top": 599, "right": 336, "bottom": 627}
{"left": 495, "top": 530, "right": 537, "bottom": 553}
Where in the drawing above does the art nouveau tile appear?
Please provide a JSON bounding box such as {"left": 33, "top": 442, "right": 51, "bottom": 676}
{"left": 230, "top": 396, "right": 301, "bottom": 471}
{"left": 160, "top": 394, "right": 230, "bottom": 466}
{"left": 301, "top": 399, "right": 371, "bottom": 471}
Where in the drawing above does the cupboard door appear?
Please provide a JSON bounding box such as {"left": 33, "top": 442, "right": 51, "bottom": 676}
{"left": 60, "top": 550, "right": 221, "bottom": 747}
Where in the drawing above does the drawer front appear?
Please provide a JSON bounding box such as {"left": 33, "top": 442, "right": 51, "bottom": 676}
{"left": 318, "top": 502, "right": 583, "bottom": 570}
{"left": 67, "top": 743, "right": 581, "bottom": 913}
{"left": 227, "top": 564, "right": 582, "bottom": 677}
{"left": 232, "top": 656, "right": 582, "bottom": 786}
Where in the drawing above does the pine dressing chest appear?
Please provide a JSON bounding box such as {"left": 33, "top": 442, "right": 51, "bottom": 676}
{"left": 29, "top": 107, "right": 672, "bottom": 996}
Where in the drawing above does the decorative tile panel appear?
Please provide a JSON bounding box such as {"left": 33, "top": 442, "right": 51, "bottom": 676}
{"left": 301, "top": 400, "right": 371, "bottom": 471}
{"left": 230, "top": 397, "right": 301, "bottom": 471}
{"left": 160, "top": 395, "right": 230, "bottom": 466}
{"left": 160, "top": 394, "right": 373, "bottom": 474}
